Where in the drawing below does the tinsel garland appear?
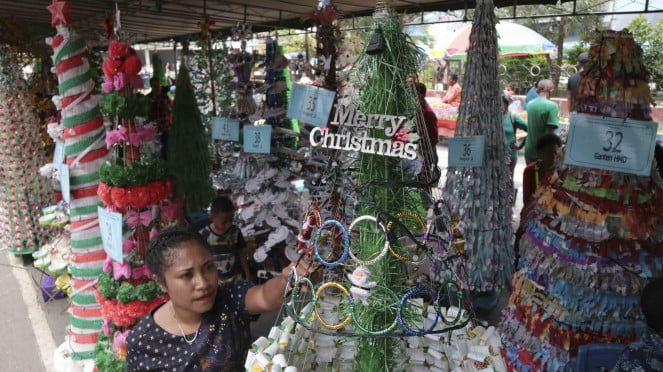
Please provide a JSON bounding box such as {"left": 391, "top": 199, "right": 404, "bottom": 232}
{"left": 442, "top": 0, "right": 513, "bottom": 293}
{"left": 167, "top": 61, "right": 214, "bottom": 211}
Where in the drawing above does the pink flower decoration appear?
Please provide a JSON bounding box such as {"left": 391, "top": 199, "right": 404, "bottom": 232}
{"left": 102, "top": 319, "right": 111, "bottom": 337}
{"left": 394, "top": 129, "right": 411, "bottom": 142}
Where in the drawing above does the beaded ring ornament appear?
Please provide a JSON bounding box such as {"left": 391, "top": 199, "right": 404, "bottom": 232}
{"left": 296, "top": 206, "right": 322, "bottom": 255}
{"left": 397, "top": 287, "right": 440, "bottom": 336}
{"left": 349, "top": 285, "right": 400, "bottom": 335}
{"left": 347, "top": 215, "right": 390, "bottom": 266}
{"left": 313, "top": 219, "right": 350, "bottom": 268}
{"left": 386, "top": 211, "right": 428, "bottom": 263}
{"left": 314, "top": 282, "right": 352, "bottom": 330}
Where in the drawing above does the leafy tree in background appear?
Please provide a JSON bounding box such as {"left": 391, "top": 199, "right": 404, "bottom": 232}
{"left": 492, "top": 0, "right": 606, "bottom": 92}
{"left": 627, "top": 16, "right": 663, "bottom": 92}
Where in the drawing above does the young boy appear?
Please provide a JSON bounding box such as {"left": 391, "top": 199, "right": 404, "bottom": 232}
{"left": 198, "top": 196, "right": 252, "bottom": 283}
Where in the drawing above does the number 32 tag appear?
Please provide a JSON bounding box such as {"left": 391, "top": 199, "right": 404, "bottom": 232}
{"left": 448, "top": 135, "right": 485, "bottom": 167}
{"left": 565, "top": 113, "right": 658, "bottom": 176}
{"left": 243, "top": 125, "right": 272, "bottom": 154}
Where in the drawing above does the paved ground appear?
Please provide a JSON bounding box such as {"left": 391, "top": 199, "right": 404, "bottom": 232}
{"left": 2, "top": 142, "right": 527, "bottom": 370}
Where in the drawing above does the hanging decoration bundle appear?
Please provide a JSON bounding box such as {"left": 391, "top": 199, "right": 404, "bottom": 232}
{"left": 498, "top": 29, "right": 663, "bottom": 371}
{"left": 442, "top": 0, "right": 513, "bottom": 295}
{"left": 0, "top": 45, "right": 55, "bottom": 254}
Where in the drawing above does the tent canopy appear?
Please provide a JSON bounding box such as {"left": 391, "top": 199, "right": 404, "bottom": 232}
{"left": 1, "top": 0, "right": 567, "bottom": 49}
{"left": 431, "top": 21, "right": 557, "bottom": 60}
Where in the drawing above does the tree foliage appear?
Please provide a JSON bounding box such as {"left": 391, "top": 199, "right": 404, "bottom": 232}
{"left": 627, "top": 16, "right": 663, "bottom": 90}
{"left": 491, "top": 0, "right": 606, "bottom": 92}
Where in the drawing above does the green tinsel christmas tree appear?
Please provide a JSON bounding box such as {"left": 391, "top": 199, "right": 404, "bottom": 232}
{"left": 151, "top": 53, "right": 168, "bottom": 87}
{"left": 167, "top": 60, "right": 215, "bottom": 211}
{"left": 348, "top": 6, "right": 425, "bottom": 370}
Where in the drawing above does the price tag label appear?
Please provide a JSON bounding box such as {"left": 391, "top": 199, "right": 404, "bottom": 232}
{"left": 287, "top": 83, "right": 336, "bottom": 128}
{"left": 211, "top": 117, "right": 240, "bottom": 141}
{"left": 53, "top": 140, "right": 65, "bottom": 165}
{"left": 55, "top": 164, "right": 71, "bottom": 203}
{"left": 565, "top": 113, "right": 658, "bottom": 176}
{"left": 448, "top": 135, "right": 485, "bottom": 167}
{"left": 243, "top": 125, "right": 272, "bottom": 154}
{"left": 98, "top": 206, "right": 124, "bottom": 263}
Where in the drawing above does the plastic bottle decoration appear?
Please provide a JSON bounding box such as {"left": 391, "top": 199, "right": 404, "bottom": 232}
{"left": 0, "top": 46, "right": 55, "bottom": 254}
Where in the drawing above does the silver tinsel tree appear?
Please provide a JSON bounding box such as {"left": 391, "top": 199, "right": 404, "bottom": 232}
{"left": 442, "top": 0, "right": 513, "bottom": 294}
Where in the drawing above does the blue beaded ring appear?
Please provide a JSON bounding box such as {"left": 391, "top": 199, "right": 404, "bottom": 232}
{"left": 397, "top": 287, "right": 439, "bottom": 336}
{"left": 313, "top": 219, "right": 350, "bottom": 268}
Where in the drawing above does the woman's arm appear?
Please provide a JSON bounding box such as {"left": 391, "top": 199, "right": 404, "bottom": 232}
{"left": 515, "top": 114, "right": 528, "bottom": 131}
{"left": 244, "top": 261, "right": 309, "bottom": 314}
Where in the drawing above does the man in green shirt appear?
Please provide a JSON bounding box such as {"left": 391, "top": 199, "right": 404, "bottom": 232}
{"left": 525, "top": 79, "right": 559, "bottom": 164}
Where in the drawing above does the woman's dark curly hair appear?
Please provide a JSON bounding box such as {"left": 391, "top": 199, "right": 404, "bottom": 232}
{"left": 145, "top": 228, "right": 211, "bottom": 283}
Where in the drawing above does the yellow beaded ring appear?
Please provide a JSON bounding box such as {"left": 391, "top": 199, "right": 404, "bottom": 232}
{"left": 314, "top": 282, "right": 352, "bottom": 331}
{"left": 386, "top": 211, "right": 428, "bottom": 262}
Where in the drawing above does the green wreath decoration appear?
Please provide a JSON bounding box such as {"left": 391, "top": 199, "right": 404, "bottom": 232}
{"left": 98, "top": 272, "right": 163, "bottom": 304}
{"left": 99, "top": 154, "right": 168, "bottom": 187}
{"left": 102, "top": 92, "right": 151, "bottom": 118}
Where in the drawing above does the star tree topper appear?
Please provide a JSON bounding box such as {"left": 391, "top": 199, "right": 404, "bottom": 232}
{"left": 47, "top": 0, "right": 72, "bottom": 27}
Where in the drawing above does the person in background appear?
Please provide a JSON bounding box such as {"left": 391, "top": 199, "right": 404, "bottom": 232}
{"left": 523, "top": 77, "right": 542, "bottom": 110}
{"left": 502, "top": 93, "right": 528, "bottom": 182}
{"left": 147, "top": 77, "right": 171, "bottom": 158}
{"left": 504, "top": 82, "right": 516, "bottom": 95}
{"left": 198, "top": 196, "right": 252, "bottom": 284}
{"left": 567, "top": 52, "right": 589, "bottom": 114}
{"left": 521, "top": 133, "right": 561, "bottom": 207}
{"left": 415, "top": 82, "right": 439, "bottom": 177}
{"left": 126, "top": 229, "right": 309, "bottom": 371}
{"left": 442, "top": 73, "right": 462, "bottom": 107}
{"left": 298, "top": 70, "right": 313, "bottom": 85}
{"left": 612, "top": 277, "right": 663, "bottom": 372}
{"left": 524, "top": 79, "right": 559, "bottom": 164}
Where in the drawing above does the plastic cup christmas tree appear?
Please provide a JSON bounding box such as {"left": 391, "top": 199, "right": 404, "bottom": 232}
{"left": 0, "top": 45, "right": 55, "bottom": 254}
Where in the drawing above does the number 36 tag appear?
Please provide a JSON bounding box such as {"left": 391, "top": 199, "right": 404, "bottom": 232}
{"left": 243, "top": 125, "right": 272, "bottom": 154}
{"left": 565, "top": 113, "right": 658, "bottom": 176}
{"left": 448, "top": 135, "right": 485, "bottom": 167}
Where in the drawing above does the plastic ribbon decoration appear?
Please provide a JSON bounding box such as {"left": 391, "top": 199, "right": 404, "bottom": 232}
{"left": 122, "top": 238, "right": 139, "bottom": 254}
{"left": 132, "top": 265, "right": 151, "bottom": 280}
{"left": 103, "top": 256, "right": 132, "bottom": 280}
{"left": 105, "top": 126, "right": 128, "bottom": 149}
{"left": 106, "top": 125, "right": 157, "bottom": 149}
{"left": 101, "top": 72, "right": 143, "bottom": 93}
{"left": 128, "top": 125, "right": 156, "bottom": 146}
{"left": 125, "top": 209, "right": 152, "bottom": 227}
